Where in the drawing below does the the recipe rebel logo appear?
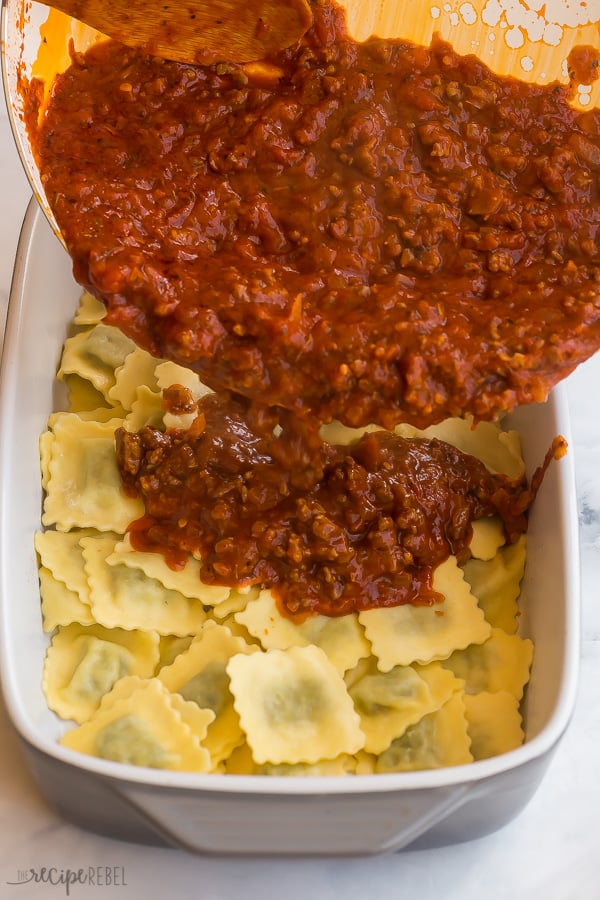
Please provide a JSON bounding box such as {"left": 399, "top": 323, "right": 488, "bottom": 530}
{"left": 6, "top": 865, "right": 128, "bottom": 895}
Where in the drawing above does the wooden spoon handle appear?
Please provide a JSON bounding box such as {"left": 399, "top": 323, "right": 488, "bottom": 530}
{"left": 44, "top": 0, "right": 313, "bottom": 64}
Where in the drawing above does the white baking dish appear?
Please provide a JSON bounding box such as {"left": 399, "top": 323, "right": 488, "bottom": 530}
{"left": 0, "top": 200, "right": 581, "bottom": 855}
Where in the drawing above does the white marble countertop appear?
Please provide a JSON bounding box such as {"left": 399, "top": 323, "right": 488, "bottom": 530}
{"left": 0, "top": 93, "right": 599, "bottom": 900}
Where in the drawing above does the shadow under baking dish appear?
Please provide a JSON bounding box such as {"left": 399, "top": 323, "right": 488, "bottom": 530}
{"left": 0, "top": 201, "right": 581, "bottom": 856}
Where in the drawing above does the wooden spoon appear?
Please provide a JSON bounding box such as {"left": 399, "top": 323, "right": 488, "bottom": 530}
{"left": 42, "top": 0, "right": 313, "bottom": 64}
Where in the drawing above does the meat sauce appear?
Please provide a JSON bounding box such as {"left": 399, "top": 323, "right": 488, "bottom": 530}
{"left": 27, "top": 0, "right": 585, "bottom": 616}
{"left": 116, "top": 392, "right": 565, "bottom": 618}
{"left": 29, "top": 0, "right": 600, "bottom": 429}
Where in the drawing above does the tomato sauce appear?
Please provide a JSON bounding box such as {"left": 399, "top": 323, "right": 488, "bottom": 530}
{"left": 116, "top": 393, "right": 565, "bottom": 618}
{"left": 29, "top": 1, "right": 600, "bottom": 429}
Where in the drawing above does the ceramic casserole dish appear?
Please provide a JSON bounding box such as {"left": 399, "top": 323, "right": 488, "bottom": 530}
{"left": 0, "top": 0, "right": 585, "bottom": 855}
{"left": 0, "top": 200, "right": 581, "bottom": 855}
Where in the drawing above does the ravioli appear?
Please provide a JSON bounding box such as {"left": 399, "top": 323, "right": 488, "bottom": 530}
{"left": 61, "top": 678, "right": 213, "bottom": 771}
{"left": 235, "top": 588, "right": 370, "bottom": 674}
{"left": 359, "top": 556, "right": 491, "bottom": 670}
{"left": 39, "top": 431, "right": 54, "bottom": 492}
{"left": 463, "top": 691, "right": 524, "bottom": 759}
{"left": 159, "top": 621, "right": 258, "bottom": 765}
{"left": 35, "top": 529, "right": 94, "bottom": 604}
{"left": 43, "top": 623, "right": 160, "bottom": 723}
{"left": 396, "top": 416, "right": 525, "bottom": 479}
{"left": 442, "top": 627, "right": 534, "bottom": 699}
{"left": 156, "top": 635, "right": 195, "bottom": 670}
{"left": 348, "top": 660, "right": 460, "bottom": 754}
{"left": 106, "top": 534, "right": 229, "bottom": 606}
{"left": 42, "top": 413, "right": 144, "bottom": 532}
{"left": 374, "top": 693, "right": 473, "bottom": 773}
{"left": 462, "top": 537, "right": 526, "bottom": 634}
{"left": 57, "top": 323, "right": 136, "bottom": 400}
{"left": 63, "top": 375, "right": 110, "bottom": 413}
{"left": 81, "top": 535, "right": 207, "bottom": 635}
{"left": 108, "top": 347, "right": 161, "bottom": 411}
{"left": 227, "top": 645, "right": 365, "bottom": 765}
{"left": 155, "top": 360, "right": 213, "bottom": 430}
{"left": 210, "top": 588, "right": 256, "bottom": 622}
{"left": 73, "top": 290, "right": 107, "bottom": 325}
{"left": 125, "top": 385, "right": 166, "bottom": 430}
{"left": 39, "top": 565, "right": 95, "bottom": 632}
{"left": 469, "top": 517, "right": 506, "bottom": 562}
{"left": 225, "top": 742, "right": 356, "bottom": 776}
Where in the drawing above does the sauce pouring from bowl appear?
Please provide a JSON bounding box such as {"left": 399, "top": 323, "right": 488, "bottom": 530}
{"left": 37, "top": 0, "right": 313, "bottom": 64}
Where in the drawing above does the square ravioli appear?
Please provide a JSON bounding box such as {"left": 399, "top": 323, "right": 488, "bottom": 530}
{"left": 462, "top": 537, "right": 526, "bottom": 635}
{"left": 57, "top": 324, "right": 136, "bottom": 400}
{"left": 43, "top": 623, "right": 160, "bottom": 723}
{"left": 61, "top": 678, "right": 213, "bottom": 771}
{"left": 235, "top": 588, "right": 370, "bottom": 673}
{"left": 158, "top": 621, "right": 258, "bottom": 766}
{"left": 81, "top": 534, "right": 207, "bottom": 635}
{"left": 442, "top": 627, "right": 534, "bottom": 699}
{"left": 349, "top": 660, "right": 463, "bottom": 754}
{"left": 374, "top": 692, "right": 473, "bottom": 772}
{"left": 359, "top": 556, "right": 491, "bottom": 670}
{"left": 35, "top": 528, "right": 96, "bottom": 604}
{"left": 395, "top": 416, "right": 525, "bottom": 479}
{"left": 39, "top": 566, "right": 95, "bottom": 632}
{"left": 108, "top": 347, "right": 161, "bottom": 411}
{"left": 227, "top": 645, "right": 365, "bottom": 765}
{"left": 464, "top": 691, "right": 525, "bottom": 759}
{"left": 42, "top": 413, "right": 144, "bottom": 532}
{"left": 107, "top": 534, "right": 229, "bottom": 606}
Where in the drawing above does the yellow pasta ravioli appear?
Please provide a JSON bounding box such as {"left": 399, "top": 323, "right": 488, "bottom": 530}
{"left": 359, "top": 556, "right": 491, "bottom": 671}
{"left": 462, "top": 537, "right": 526, "bottom": 634}
{"left": 61, "top": 678, "right": 212, "bottom": 771}
{"left": 235, "top": 588, "right": 370, "bottom": 674}
{"left": 396, "top": 416, "right": 525, "bottom": 479}
{"left": 227, "top": 645, "right": 365, "bottom": 765}
{"left": 374, "top": 692, "right": 473, "bottom": 773}
{"left": 463, "top": 691, "right": 525, "bottom": 760}
{"left": 159, "top": 621, "right": 258, "bottom": 765}
{"left": 125, "top": 385, "right": 166, "bottom": 430}
{"left": 81, "top": 535, "right": 207, "bottom": 635}
{"left": 42, "top": 414, "right": 144, "bottom": 532}
{"left": 97, "top": 674, "right": 216, "bottom": 748}
{"left": 225, "top": 742, "right": 357, "bottom": 776}
{"left": 107, "top": 534, "right": 229, "bottom": 606}
{"left": 43, "top": 623, "right": 160, "bottom": 723}
{"left": 57, "top": 324, "right": 136, "bottom": 401}
{"left": 73, "top": 291, "right": 107, "bottom": 325}
{"left": 469, "top": 517, "right": 506, "bottom": 561}
{"left": 348, "top": 660, "right": 461, "bottom": 755}
{"left": 35, "top": 529, "right": 96, "bottom": 604}
{"left": 39, "top": 565, "right": 95, "bottom": 632}
{"left": 108, "top": 347, "right": 161, "bottom": 411}
{"left": 442, "top": 627, "right": 534, "bottom": 699}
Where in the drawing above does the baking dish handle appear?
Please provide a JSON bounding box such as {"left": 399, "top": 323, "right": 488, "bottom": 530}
{"left": 117, "top": 781, "right": 475, "bottom": 856}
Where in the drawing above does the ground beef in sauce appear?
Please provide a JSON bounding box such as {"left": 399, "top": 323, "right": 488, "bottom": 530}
{"left": 115, "top": 393, "right": 565, "bottom": 619}
{"left": 29, "top": 0, "right": 600, "bottom": 429}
